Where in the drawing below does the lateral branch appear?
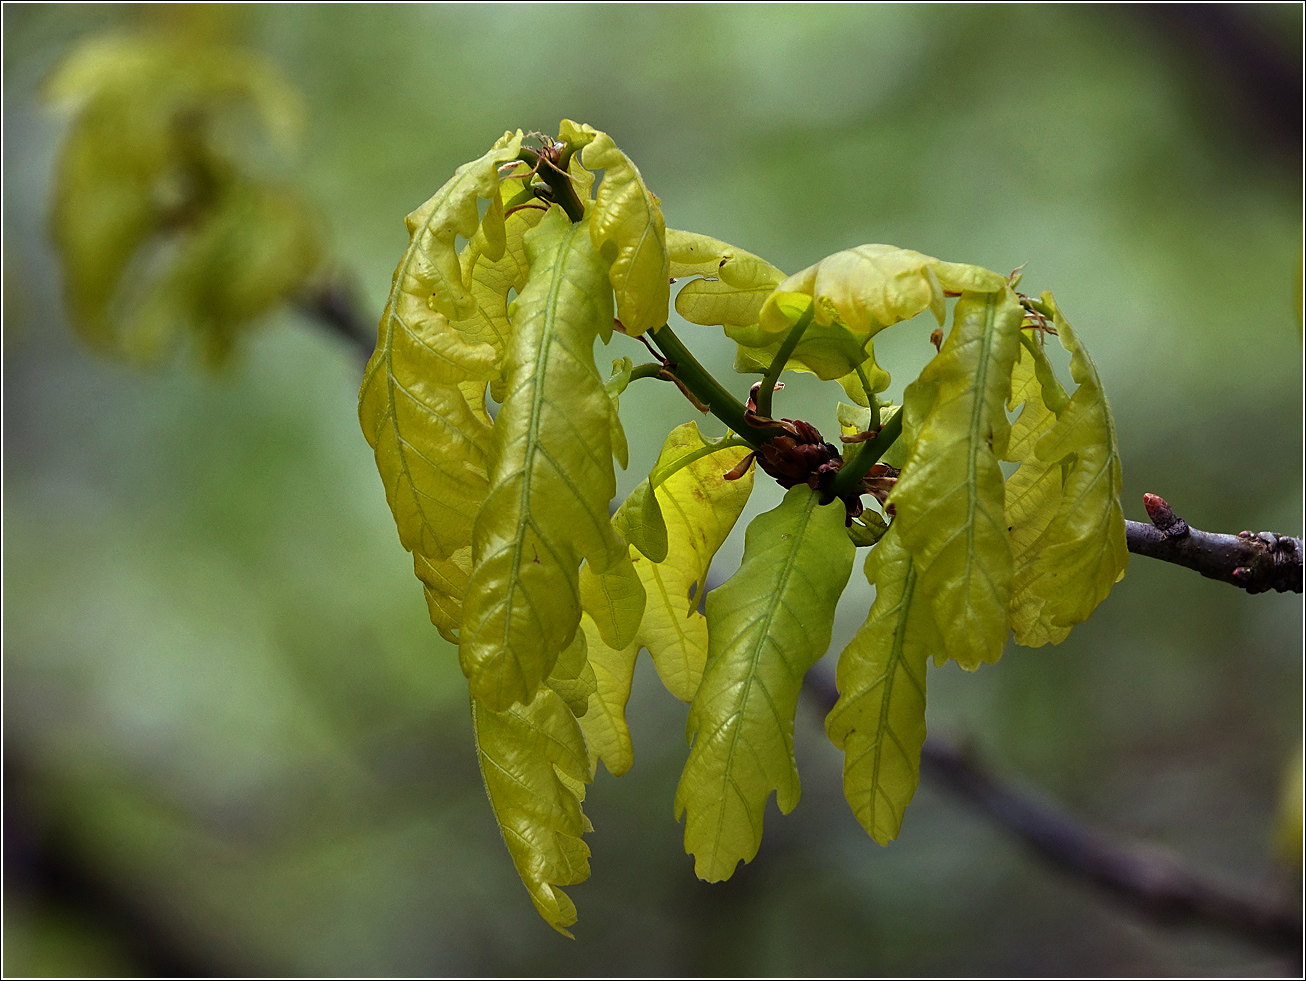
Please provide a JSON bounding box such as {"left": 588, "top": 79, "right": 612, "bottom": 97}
{"left": 1126, "top": 494, "right": 1302, "bottom": 594}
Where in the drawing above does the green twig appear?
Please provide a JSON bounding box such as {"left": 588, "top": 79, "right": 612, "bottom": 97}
{"left": 646, "top": 324, "right": 786, "bottom": 450}
{"left": 628, "top": 362, "right": 666, "bottom": 383}
{"left": 828, "top": 406, "right": 904, "bottom": 499}
{"left": 757, "top": 306, "right": 815, "bottom": 419}
{"left": 516, "top": 147, "right": 586, "bottom": 222}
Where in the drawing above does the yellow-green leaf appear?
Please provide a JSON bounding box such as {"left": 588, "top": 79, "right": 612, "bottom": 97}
{"left": 576, "top": 614, "right": 639, "bottom": 777}
{"left": 676, "top": 486, "right": 855, "bottom": 881}
{"left": 889, "top": 288, "right": 1024, "bottom": 670}
{"left": 545, "top": 629, "right": 597, "bottom": 718}
{"left": 459, "top": 209, "right": 624, "bottom": 711}
{"left": 635, "top": 424, "right": 754, "bottom": 701}
{"left": 581, "top": 130, "right": 669, "bottom": 336}
{"left": 825, "top": 527, "right": 934, "bottom": 844}
{"left": 360, "top": 134, "right": 525, "bottom": 575}
{"left": 578, "top": 425, "right": 755, "bottom": 778}
{"left": 472, "top": 691, "right": 592, "bottom": 937}
{"left": 1019, "top": 293, "right": 1128, "bottom": 634}
{"left": 1003, "top": 335, "right": 1072, "bottom": 646}
{"left": 414, "top": 547, "right": 471, "bottom": 644}
{"left": 757, "top": 245, "right": 1006, "bottom": 339}
{"left": 612, "top": 478, "right": 668, "bottom": 563}
{"left": 579, "top": 551, "right": 647, "bottom": 651}
{"left": 667, "top": 228, "right": 785, "bottom": 287}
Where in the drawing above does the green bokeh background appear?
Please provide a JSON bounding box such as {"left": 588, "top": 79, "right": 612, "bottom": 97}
{"left": 4, "top": 4, "right": 1301, "bottom": 976}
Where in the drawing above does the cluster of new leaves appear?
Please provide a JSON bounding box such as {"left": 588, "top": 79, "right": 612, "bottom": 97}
{"left": 47, "top": 21, "right": 321, "bottom": 365}
{"left": 360, "top": 122, "right": 1128, "bottom": 935}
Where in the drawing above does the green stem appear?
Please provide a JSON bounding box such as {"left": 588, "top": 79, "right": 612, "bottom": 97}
{"left": 646, "top": 323, "right": 785, "bottom": 450}
{"left": 757, "top": 305, "right": 814, "bottom": 419}
{"left": 828, "top": 406, "right": 904, "bottom": 499}
{"left": 516, "top": 147, "right": 586, "bottom": 223}
{"left": 628, "top": 362, "right": 666, "bottom": 383}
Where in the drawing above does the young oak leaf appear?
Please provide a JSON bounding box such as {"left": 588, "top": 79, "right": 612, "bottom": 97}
{"left": 575, "top": 614, "right": 639, "bottom": 777}
{"left": 826, "top": 526, "right": 936, "bottom": 845}
{"left": 414, "top": 547, "right": 472, "bottom": 644}
{"left": 359, "top": 133, "right": 523, "bottom": 567}
{"left": 1022, "top": 293, "right": 1128, "bottom": 633}
{"left": 579, "top": 425, "right": 755, "bottom": 779}
{"left": 668, "top": 228, "right": 787, "bottom": 331}
{"left": 889, "top": 288, "right": 1025, "bottom": 670}
{"left": 1003, "top": 335, "right": 1073, "bottom": 646}
{"left": 459, "top": 209, "right": 625, "bottom": 711}
{"left": 545, "top": 628, "right": 598, "bottom": 718}
{"left": 471, "top": 689, "right": 593, "bottom": 937}
{"left": 581, "top": 128, "right": 669, "bottom": 337}
{"left": 676, "top": 486, "right": 855, "bottom": 882}
{"left": 635, "top": 424, "right": 755, "bottom": 702}
{"left": 756, "top": 244, "right": 1006, "bottom": 340}
{"left": 579, "top": 550, "right": 647, "bottom": 652}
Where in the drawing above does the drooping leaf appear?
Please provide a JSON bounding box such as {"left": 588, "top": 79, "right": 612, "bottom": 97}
{"left": 581, "top": 129, "right": 669, "bottom": 336}
{"left": 459, "top": 209, "right": 624, "bottom": 711}
{"left": 579, "top": 550, "right": 647, "bottom": 651}
{"left": 611, "top": 478, "right": 668, "bottom": 563}
{"left": 847, "top": 510, "right": 890, "bottom": 547}
{"left": 826, "top": 527, "right": 935, "bottom": 844}
{"left": 757, "top": 244, "right": 1006, "bottom": 340}
{"left": 456, "top": 174, "right": 549, "bottom": 368}
{"left": 545, "top": 629, "right": 598, "bottom": 718}
{"left": 576, "top": 614, "right": 639, "bottom": 777}
{"left": 360, "top": 132, "right": 523, "bottom": 575}
{"left": 578, "top": 425, "right": 755, "bottom": 778}
{"left": 1003, "top": 335, "right": 1073, "bottom": 646}
{"left": 889, "top": 288, "right": 1024, "bottom": 670}
{"left": 47, "top": 32, "right": 321, "bottom": 363}
{"left": 668, "top": 228, "right": 786, "bottom": 336}
{"left": 676, "top": 486, "right": 855, "bottom": 881}
{"left": 1018, "top": 293, "right": 1128, "bottom": 634}
{"left": 472, "top": 690, "right": 592, "bottom": 937}
{"left": 635, "top": 424, "right": 755, "bottom": 701}
{"left": 603, "top": 357, "right": 634, "bottom": 471}
{"left": 414, "top": 547, "right": 472, "bottom": 644}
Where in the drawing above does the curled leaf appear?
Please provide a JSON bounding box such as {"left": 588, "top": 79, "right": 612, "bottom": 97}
{"left": 757, "top": 244, "right": 1006, "bottom": 339}
{"left": 582, "top": 129, "right": 669, "bottom": 336}
{"left": 360, "top": 133, "right": 524, "bottom": 576}
{"left": 1019, "top": 293, "right": 1128, "bottom": 635}
{"left": 459, "top": 209, "right": 624, "bottom": 711}
{"left": 472, "top": 690, "right": 592, "bottom": 937}
{"left": 1003, "top": 335, "right": 1072, "bottom": 646}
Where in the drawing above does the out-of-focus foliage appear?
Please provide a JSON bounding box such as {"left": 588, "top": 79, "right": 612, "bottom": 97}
{"left": 6, "top": 3, "right": 1300, "bottom": 975}
{"left": 46, "top": 12, "right": 321, "bottom": 365}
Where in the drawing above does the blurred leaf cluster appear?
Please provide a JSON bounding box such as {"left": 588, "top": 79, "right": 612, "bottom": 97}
{"left": 46, "top": 7, "right": 320, "bottom": 366}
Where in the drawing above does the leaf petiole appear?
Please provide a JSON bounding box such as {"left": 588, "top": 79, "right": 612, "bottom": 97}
{"left": 827, "top": 406, "right": 904, "bottom": 500}
{"left": 757, "top": 305, "right": 815, "bottom": 419}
